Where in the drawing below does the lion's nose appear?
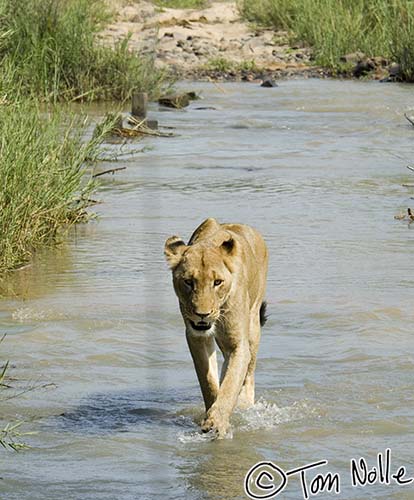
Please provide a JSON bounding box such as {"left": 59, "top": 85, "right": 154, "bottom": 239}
{"left": 195, "top": 311, "right": 211, "bottom": 319}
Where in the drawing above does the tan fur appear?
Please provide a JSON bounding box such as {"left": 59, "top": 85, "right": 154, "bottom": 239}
{"left": 165, "top": 218, "right": 268, "bottom": 438}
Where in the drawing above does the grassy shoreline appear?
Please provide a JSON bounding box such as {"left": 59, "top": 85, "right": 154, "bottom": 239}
{"left": 0, "top": 0, "right": 172, "bottom": 274}
{"left": 0, "top": 0, "right": 168, "bottom": 102}
{"left": 239, "top": 0, "right": 414, "bottom": 80}
{"left": 0, "top": 100, "right": 114, "bottom": 274}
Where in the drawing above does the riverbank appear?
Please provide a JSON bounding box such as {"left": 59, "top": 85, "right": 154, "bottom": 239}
{"left": 101, "top": 0, "right": 406, "bottom": 82}
{"left": 239, "top": 0, "right": 414, "bottom": 81}
{"left": 101, "top": 1, "right": 326, "bottom": 81}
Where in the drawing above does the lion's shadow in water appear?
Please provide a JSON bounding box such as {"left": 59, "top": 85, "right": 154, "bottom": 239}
{"left": 54, "top": 389, "right": 199, "bottom": 435}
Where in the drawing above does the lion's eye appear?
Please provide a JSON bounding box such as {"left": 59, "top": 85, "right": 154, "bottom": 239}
{"left": 214, "top": 279, "right": 223, "bottom": 287}
{"left": 184, "top": 279, "right": 193, "bottom": 288}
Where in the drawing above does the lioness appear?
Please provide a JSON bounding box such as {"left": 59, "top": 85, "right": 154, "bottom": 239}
{"left": 164, "top": 218, "right": 268, "bottom": 437}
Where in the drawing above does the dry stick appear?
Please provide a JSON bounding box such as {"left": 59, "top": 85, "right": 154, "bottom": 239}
{"left": 93, "top": 166, "right": 127, "bottom": 178}
{"left": 70, "top": 88, "right": 101, "bottom": 102}
{"left": 404, "top": 113, "right": 414, "bottom": 127}
{"left": 129, "top": 116, "right": 147, "bottom": 130}
{"left": 125, "top": 125, "right": 173, "bottom": 138}
{"left": 127, "top": 115, "right": 173, "bottom": 137}
{"left": 2, "top": 383, "right": 56, "bottom": 402}
{"left": 81, "top": 198, "right": 102, "bottom": 206}
{"left": 406, "top": 165, "right": 414, "bottom": 173}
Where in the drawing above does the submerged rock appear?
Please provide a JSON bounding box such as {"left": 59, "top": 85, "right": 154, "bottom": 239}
{"left": 158, "top": 91, "right": 199, "bottom": 109}
{"left": 260, "top": 78, "right": 278, "bottom": 88}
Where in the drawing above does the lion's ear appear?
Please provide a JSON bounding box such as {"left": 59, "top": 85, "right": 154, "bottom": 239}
{"left": 220, "top": 236, "right": 236, "bottom": 255}
{"left": 164, "top": 236, "right": 186, "bottom": 269}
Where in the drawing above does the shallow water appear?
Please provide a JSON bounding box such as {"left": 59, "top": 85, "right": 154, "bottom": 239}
{"left": 1, "top": 80, "right": 414, "bottom": 500}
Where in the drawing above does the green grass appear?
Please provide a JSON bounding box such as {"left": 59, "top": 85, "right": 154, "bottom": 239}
{"left": 205, "top": 57, "right": 258, "bottom": 72}
{"left": 239, "top": 0, "right": 414, "bottom": 79}
{"left": 0, "top": 421, "right": 29, "bottom": 451}
{"left": 154, "top": 0, "right": 207, "bottom": 8}
{"left": 0, "top": 0, "right": 168, "bottom": 101}
{"left": 0, "top": 339, "right": 29, "bottom": 451}
{"left": 0, "top": 339, "right": 37, "bottom": 451}
{"left": 0, "top": 0, "right": 172, "bottom": 272}
{"left": 0, "top": 98, "right": 113, "bottom": 273}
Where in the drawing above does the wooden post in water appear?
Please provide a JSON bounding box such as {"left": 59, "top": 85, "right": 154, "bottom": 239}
{"left": 131, "top": 91, "right": 148, "bottom": 119}
{"left": 131, "top": 91, "right": 158, "bottom": 129}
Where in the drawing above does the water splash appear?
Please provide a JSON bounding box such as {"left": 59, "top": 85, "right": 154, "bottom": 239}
{"left": 178, "top": 427, "right": 234, "bottom": 443}
{"left": 178, "top": 430, "right": 215, "bottom": 443}
{"left": 177, "top": 398, "right": 313, "bottom": 442}
{"left": 12, "top": 307, "right": 67, "bottom": 322}
{"left": 237, "top": 398, "right": 314, "bottom": 432}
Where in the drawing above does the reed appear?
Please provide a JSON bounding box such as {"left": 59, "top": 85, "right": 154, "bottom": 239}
{"left": 0, "top": 0, "right": 167, "bottom": 101}
{"left": 239, "top": 0, "right": 414, "bottom": 79}
{"left": 0, "top": 99, "right": 112, "bottom": 273}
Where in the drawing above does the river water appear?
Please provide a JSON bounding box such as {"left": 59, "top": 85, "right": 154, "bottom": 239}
{"left": 1, "top": 80, "right": 414, "bottom": 500}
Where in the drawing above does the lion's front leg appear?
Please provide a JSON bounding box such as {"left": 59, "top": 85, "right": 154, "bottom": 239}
{"left": 186, "top": 331, "right": 219, "bottom": 411}
{"left": 201, "top": 341, "right": 250, "bottom": 437}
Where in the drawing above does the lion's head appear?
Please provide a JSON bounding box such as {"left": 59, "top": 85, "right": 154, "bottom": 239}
{"left": 164, "top": 231, "right": 238, "bottom": 334}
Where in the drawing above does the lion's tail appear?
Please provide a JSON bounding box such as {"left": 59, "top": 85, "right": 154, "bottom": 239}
{"left": 259, "top": 301, "right": 268, "bottom": 327}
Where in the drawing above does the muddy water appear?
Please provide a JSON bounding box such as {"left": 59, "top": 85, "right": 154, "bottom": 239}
{"left": 1, "top": 80, "right": 414, "bottom": 500}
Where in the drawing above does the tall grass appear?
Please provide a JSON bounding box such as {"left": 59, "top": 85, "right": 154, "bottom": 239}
{"left": 239, "top": 0, "right": 414, "bottom": 79}
{"left": 0, "top": 335, "right": 35, "bottom": 451}
{"left": 0, "top": 0, "right": 170, "bottom": 271}
{"left": 0, "top": 0, "right": 167, "bottom": 101}
{"left": 0, "top": 98, "right": 111, "bottom": 273}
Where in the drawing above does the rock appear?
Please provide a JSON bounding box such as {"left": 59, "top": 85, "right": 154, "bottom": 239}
{"left": 340, "top": 52, "right": 366, "bottom": 64}
{"left": 381, "top": 63, "right": 402, "bottom": 82}
{"left": 353, "top": 58, "right": 375, "bottom": 77}
{"left": 176, "top": 39, "right": 187, "bottom": 48}
{"left": 118, "top": 4, "right": 154, "bottom": 23}
{"left": 248, "top": 37, "right": 267, "bottom": 50}
{"left": 186, "top": 91, "right": 200, "bottom": 100}
{"left": 389, "top": 62, "right": 401, "bottom": 77}
{"left": 261, "top": 78, "right": 278, "bottom": 87}
{"left": 158, "top": 92, "right": 199, "bottom": 109}
{"left": 160, "top": 39, "right": 178, "bottom": 52}
{"left": 159, "top": 94, "right": 190, "bottom": 109}
{"left": 341, "top": 52, "right": 386, "bottom": 77}
{"left": 372, "top": 56, "right": 388, "bottom": 67}
{"left": 241, "top": 71, "right": 254, "bottom": 81}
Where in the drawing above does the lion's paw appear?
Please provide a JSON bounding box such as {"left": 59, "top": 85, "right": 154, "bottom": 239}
{"left": 201, "top": 409, "right": 230, "bottom": 438}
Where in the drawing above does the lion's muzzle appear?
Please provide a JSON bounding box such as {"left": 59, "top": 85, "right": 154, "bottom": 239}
{"left": 189, "top": 319, "right": 213, "bottom": 331}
